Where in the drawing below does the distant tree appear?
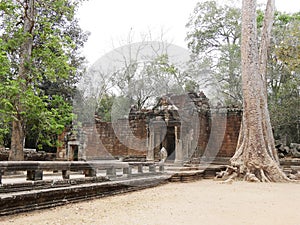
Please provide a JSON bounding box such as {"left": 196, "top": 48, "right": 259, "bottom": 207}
{"left": 111, "top": 53, "right": 189, "bottom": 110}
{"left": 96, "top": 94, "right": 115, "bottom": 122}
{"left": 268, "top": 12, "right": 300, "bottom": 143}
{"left": 80, "top": 31, "right": 193, "bottom": 122}
{"left": 186, "top": 0, "right": 242, "bottom": 105}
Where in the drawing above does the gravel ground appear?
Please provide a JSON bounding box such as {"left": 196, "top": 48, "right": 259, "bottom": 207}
{"left": 1, "top": 179, "right": 300, "bottom": 225}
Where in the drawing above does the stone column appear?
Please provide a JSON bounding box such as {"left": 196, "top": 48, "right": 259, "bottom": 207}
{"left": 174, "top": 126, "right": 183, "bottom": 164}
{"left": 188, "top": 129, "right": 194, "bottom": 158}
{"left": 154, "top": 131, "right": 162, "bottom": 160}
{"left": 181, "top": 133, "right": 188, "bottom": 162}
{"left": 147, "top": 117, "right": 166, "bottom": 161}
{"left": 146, "top": 131, "right": 155, "bottom": 161}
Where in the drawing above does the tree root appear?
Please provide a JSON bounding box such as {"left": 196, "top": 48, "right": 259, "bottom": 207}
{"left": 287, "top": 171, "right": 300, "bottom": 180}
{"left": 244, "top": 172, "right": 260, "bottom": 182}
{"left": 215, "top": 165, "right": 240, "bottom": 183}
{"left": 215, "top": 164, "right": 291, "bottom": 183}
{"left": 260, "top": 168, "right": 271, "bottom": 182}
{"left": 222, "top": 172, "right": 238, "bottom": 184}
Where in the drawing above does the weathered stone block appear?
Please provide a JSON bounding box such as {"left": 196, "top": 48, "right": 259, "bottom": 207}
{"left": 26, "top": 170, "right": 43, "bottom": 181}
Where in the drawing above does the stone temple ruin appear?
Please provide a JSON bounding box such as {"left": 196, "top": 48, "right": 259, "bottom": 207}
{"left": 2, "top": 92, "right": 300, "bottom": 216}
{"left": 57, "top": 92, "right": 243, "bottom": 164}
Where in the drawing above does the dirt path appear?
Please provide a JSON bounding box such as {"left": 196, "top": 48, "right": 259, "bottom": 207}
{"left": 1, "top": 180, "right": 300, "bottom": 225}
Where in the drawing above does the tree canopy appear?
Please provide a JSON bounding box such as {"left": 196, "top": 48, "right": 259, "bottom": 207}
{"left": 77, "top": 40, "right": 194, "bottom": 123}
{"left": 0, "top": 0, "right": 88, "bottom": 156}
{"left": 186, "top": 0, "right": 300, "bottom": 144}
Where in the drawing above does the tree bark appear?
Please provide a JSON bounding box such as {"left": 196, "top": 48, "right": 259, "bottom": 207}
{"left": 9, "top": 0, "right": 35, "bottom": 161}
{"left": 9, "top": 119, "right": 25, "bottom": 161}
{"left": 229, "top": 0, "right": 289, "bottom": 182}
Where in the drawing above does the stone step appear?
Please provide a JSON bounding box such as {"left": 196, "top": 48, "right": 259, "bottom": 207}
{"left": 0, "top": 174, "right": 171, "bottom": 216}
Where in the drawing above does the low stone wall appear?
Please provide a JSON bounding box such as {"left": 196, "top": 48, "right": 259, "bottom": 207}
{"left": 94, "top": 114, "right": 148, "bottom": 158}
{"left": 0, "top": 149, "right": 56, "bottom": 161}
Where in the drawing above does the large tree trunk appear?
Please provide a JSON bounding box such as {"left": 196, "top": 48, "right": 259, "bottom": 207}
{"left": 9, "top": 0, "right": 35, "bottom": 161}
{"left": 9, "top": 119, "right": 25, "bottom": 160}
{"left": 224, "top": 0, "right": 289, "bottom": 182}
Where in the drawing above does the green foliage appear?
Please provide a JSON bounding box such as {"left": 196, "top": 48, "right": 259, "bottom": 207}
{"left": 0, "top": 0, "right": 88, "bottom": 149}
{"left": 256, "top": 10, "right": 265, "bottom": 28}
{"left": 110, "top": 96, "right": 132, "bottom": 122}
{"left": 110, "top": 53, "right": 191, "bottom": 110}
{"left": 186, "top": 1, "right": 241, "bottom": 55}
{"left": 186, "top": 0, "right": 242, "bottom": 105}
{"left": 96, "top": 94, "right": 116, "bottom": 122}
{"left": 186, "top": 1, "right": 300, "bottom": 142}
{"left": 268, "top": 12, "right": 300, "bottom": 143}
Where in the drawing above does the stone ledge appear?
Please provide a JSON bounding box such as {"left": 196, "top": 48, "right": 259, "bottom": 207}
{"left": 0, "top": 174, "right": 171, "bottom": 216}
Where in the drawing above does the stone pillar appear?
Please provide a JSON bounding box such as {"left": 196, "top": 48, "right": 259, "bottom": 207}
{"left": 154, "top": 131, "right": 162, "bottom": 159}
{"left": 174, "top": 139, "right": 183, "bottom": 164}
{"left": 147, "top": 117, "right": 166, "bottom": 161}
{"left": 188, "top": 129, "right": 194, "bottom": 158}
{"left": 149, "top": 164, "right": 156, "bottom": 173}
{"left": 147, "top": 131, "right": 155, "bottom": 161}
{"left": 174, "top": 126, "right": 183, "bottom": 164}
{"left": 106, "top": 167, "right": 116, "bottom": 177}
{"left": 62, "top": 170, "right": 70, "bottom": 179}
{"left": 183, "top": 134, "right": 189, "bottom": 162}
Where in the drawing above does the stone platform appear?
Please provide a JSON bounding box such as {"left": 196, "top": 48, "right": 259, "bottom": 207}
{"left": 0, "top": 174, "right": 171, "bottom": 216}
{"left": 0, "top": 161, "right": 228, "bottom": 216}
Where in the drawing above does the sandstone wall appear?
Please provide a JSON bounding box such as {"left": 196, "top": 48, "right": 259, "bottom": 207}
{"left": 61, "top": 92, "right": 242, "bottom": 161}
{"left": 86, "top": 109, "right": 242, "bottom": 160}
{"left": 82, "top": 113, "right": 150, "bottom": 160}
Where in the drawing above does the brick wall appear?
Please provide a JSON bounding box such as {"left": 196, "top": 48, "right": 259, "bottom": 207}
{"left": 87, "top": 108, "right": 242, "bottom": 160}
{"left": 69, "top": 92, "right": 243, "bottom": 161}
{"left": 218, "top": 110, "right": 242, "bottom": 157}
{"left": 82, "top": 113, "right": 150, "bottom": 160}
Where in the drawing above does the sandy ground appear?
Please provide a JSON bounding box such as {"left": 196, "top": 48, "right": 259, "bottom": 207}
{"left": 1, "top": 180, "right": 300, "bottom": 225}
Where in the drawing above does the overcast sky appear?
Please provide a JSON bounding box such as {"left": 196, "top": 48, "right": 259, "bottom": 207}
{"left": 78, "top": 0, "right": 300, "bottom": 65}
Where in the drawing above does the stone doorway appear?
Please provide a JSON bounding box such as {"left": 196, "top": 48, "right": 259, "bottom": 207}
{"left": 67, "top": 141, "right": 80, "bottom": 161}
{"left": 69, "top": 145, "right": 78, "bottom": 161}
{"left": 147, "top": 119, "right": 180, "bottom": 162}
{"left": 163, "top": 126, "right": 176, "bottom": 160}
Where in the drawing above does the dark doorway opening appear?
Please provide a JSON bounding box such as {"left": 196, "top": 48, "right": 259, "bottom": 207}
{"left": 165, "top": 126, "right": 175, "bottom": 160}
{"left": 70, "top": 145, "right": 79, "bottom": 161}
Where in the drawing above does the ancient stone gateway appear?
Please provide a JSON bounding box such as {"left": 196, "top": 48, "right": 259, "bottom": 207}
{"left": 146, "top": 113, "right": 181, "bottom": 163}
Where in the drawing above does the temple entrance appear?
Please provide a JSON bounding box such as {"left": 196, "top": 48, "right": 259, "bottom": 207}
{"left": 163, "top": 126, "right": 176, "bottom": 160}
{"left": 146, "top": 113, "right": 181, "bottom": 162}
{"left": 68, "top": 141, "right": 79, "bottom": 161}
{"left": 72, "top": 145, "right": 79, "bottom": 161}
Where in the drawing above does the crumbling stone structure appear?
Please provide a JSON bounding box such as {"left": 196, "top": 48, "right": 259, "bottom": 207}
{"left": 58, "top": 92, "right": 242, "bottom": 163}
